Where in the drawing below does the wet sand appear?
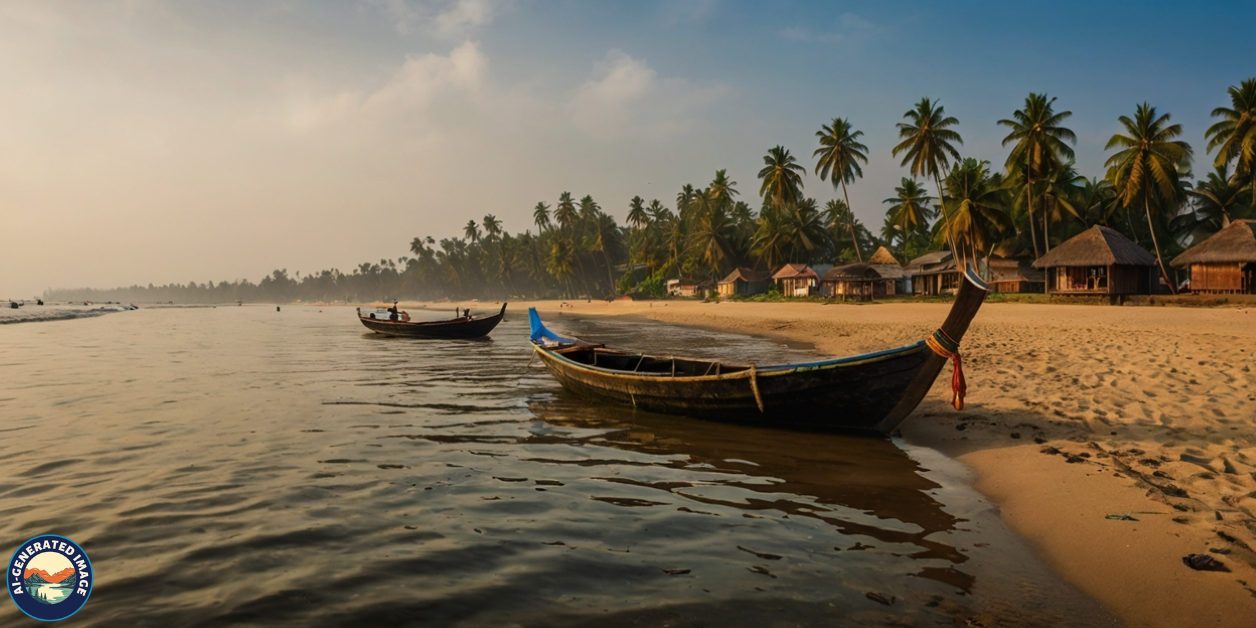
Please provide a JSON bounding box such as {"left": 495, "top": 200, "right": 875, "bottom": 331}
{"left": 473, "top": 297, "right": 1256, "bottom": 628}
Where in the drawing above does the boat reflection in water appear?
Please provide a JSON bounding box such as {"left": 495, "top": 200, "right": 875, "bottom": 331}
{"left": 517, "top": 390, "right": 1111, "bottom": 627}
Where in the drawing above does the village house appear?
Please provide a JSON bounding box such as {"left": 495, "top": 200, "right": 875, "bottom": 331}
{"left": 1171, "top": 219, "right": 1256, "bottom": 294}
{"left": 665, "top": 278, "right": 703, "bottom": 297}
{"left": 905, "top": 251, "right": 959, "bottom": 296}
{"left": 820, "top": 264, "right": 902, "bottom": 301}
{"left": 1032, "top": 225, "right": 1157, "bottom": 296}
{"left": 772, "top": 264, "right": 820, "bottom": 297}
{"left": 987, "top": 256, "right": 1044, "bottom": 293}
{"left": 717, "top": 267, "right": 770, "bottom": 297}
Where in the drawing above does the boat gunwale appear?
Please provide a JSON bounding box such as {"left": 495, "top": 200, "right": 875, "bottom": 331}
{"left": 532, "top": 339, "right": 927, "bottom": 382}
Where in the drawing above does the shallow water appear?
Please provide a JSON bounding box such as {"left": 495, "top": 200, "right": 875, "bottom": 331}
{"left": 0, "top": 306, "right": 1115, "bottom": 627}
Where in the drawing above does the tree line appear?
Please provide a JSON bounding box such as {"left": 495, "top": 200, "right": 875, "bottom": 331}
{"left": 50, "top": 79, "right": 1255, "bottom": 303}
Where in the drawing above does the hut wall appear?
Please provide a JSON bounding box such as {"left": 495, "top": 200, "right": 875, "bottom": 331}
{"left": 912, "top": 271, "right": 959, "bottom": 296}
{"left": 720, "top": 279, "right": 768, "bottom": 296}
{"left": 779, "top": 277, "right": 815, "bottom": 297}
{"left": 821, "top": 280, "right": 871, "bottom": 300}
{"left": 1189, "top": 263, "right": 1245, "bottom": 293}
{"left": 1110, "top": 265, "right": 1151, "bottom": 295}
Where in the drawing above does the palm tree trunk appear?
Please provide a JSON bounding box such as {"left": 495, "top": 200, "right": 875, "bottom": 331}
{"left": 1042, "top": 196, "right": 1052, "bottom": 253}
{"left": 840, "top": 181, "right": 863, "bottom": 262}
{"left": 1143, "top": 196, "right": 1176, "bottom": 295}
{"left": 933, "top": 175, "right": 962, "bottom": 266}
{"left": 602, "top": 248, "right": 615, "bottom": 292}
{"left": 1026, "top": 181, "right": 1040, "bottom": 259}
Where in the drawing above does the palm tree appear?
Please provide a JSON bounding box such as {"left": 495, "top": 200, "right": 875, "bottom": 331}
{"left": 998, "top": 93, "right": 1076, "bottom": 257}
{"left": 627, "top": 196, "right": 648, "bottom": 230}
{"left": 883, "top": 178, "right": 934, "bottom": 252}
{"left": 757, "top": 146, "right": 806, "bottom": 208}
{"left": 813, "top": 117, "right": 869, "bottom": 261}
{"left": 555, "top": 192, "right": 577, "bottom": 233}
{"left": 1104, "top": 102, "right": 1193, "bottom": 294}
{"left": 708, "top": 169, "right": 739, "bottom": 209}
{"left": 783, "top": 199, "right": 826, "bottom": 263}
{"left": 822, "top": 199, "right": 859, "bottom": 261}
{"left": 892, "top": 97, "right": 963, "bottom": 260}
{"left": 676, "top": 184, "right": 698, "bottom": 224}
{"left": 533, "top": 202, "right": 552, "bottom": 233}
{"left": 1174, "top": 164, "right": 1253, "bottom": 243}
{"left": 647, "top": 199, "right": 669, "bottom": 223}
{"left": 482, "top": 214, "right": 502, "bottom": 240}
{"left": 589, "top": 211, "right": 622, "bottom": 290}
{"left": 578, "top": 195, "right": 600, "bottom": 230}
{"left": 751, "top": 205, "right": 790, "bottom": 270}
{"left": 939, "top": 159, "right": 1013, "bottom": 268}
{"left": 1077, "top": 177, "right": 1117, "bottom": 228}
{"left": 546, "top": 237, "right": 577, "bottom": 298}
{"left": 689, "top": 197, "right": 737, "bottom": 280}
{"left": 464, "top": 220, "right": 481, "bottom": 243}
{"left": 1037, "top": 161, "right": 1085, "bottom": 246}
{"left": 1205, "top": 78, "right": 1256, "bottom": 202}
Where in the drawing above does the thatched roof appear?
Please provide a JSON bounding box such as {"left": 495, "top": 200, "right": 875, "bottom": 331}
{"left": 989, "top": 256, "right": 1045, "bottom": 282}
{"left": 904, "top": 251, "right": 952, "bottom": 273}
{"left": 822, "top": 264, "right": 878, "bottom": 281}
{"left": 822, "top": 263, "right": 905, "bottom": 281}
{"left": 1032, "top": 226, "right": 1156, "bottom": 268}
{"left": 868, "top": 246, "right": 900, "bottom": 266}
{"left": 1171, "top": 220, "right": 1256, "bottom": 267}
{"left": 719, "top": 267, "right": 769, "bottom": 284}
{"left": 771, "top": 263, "right": 818, "bottom": 280}
{"left": 871, "top": 264, "right": 905, "bottom": 279}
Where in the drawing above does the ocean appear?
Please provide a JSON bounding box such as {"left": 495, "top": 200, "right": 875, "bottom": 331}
{"left": 0, "top": 305, "right": 1114, "bottom": 626}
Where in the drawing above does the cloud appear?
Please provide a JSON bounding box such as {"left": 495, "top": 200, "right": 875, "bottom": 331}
{"left": 781, "top": 12, "right": 876, "bottom": 44}
{"left": 287, "top": 39, "right": 489, "bottom": 131}
{"left": 366, "top": 0, "right": 511, "bottom": 36}
{"left": 568, "top": 50, "right": 727, "bottom": 141}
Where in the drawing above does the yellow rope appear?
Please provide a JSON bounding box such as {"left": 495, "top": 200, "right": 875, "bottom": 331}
{"left": 749, "top": 364, "right": 765, "bottom": 413}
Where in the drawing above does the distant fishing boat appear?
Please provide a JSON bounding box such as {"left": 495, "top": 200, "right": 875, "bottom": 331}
{"left": 357, "top": 303, "right": 507, "bottom": 339}
{"left": 528, "top": 267, "right": 990, "bottom": 432}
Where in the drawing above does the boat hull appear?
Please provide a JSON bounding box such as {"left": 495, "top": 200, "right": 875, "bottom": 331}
{"left": 534, "top": 343, "right": 930, "bottom": 430}
{"left": 531, "top": 267, "right": 989, "bottom": 432}
{"left": 358, "top": 304, "right": 506, "bottom": 339}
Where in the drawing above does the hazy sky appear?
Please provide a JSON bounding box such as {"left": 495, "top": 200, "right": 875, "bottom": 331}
{"left": 2, "top": 0, "right": 1253, "bottom": 298}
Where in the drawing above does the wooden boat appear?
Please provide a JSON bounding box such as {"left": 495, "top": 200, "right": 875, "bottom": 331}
{"left": 529, "top": 267, "right": 990, "bottom": 432}
{"left": 358, "top": 303, "right": 507, "bottom": 339}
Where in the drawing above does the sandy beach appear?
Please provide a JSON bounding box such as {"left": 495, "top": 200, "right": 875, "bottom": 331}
{"left": 447, "top": 297, "right": 1256, "bottom": 627}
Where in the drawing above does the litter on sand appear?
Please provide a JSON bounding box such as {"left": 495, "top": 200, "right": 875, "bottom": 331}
{"left": 1105, "top": 513, "right": 1138, "bottom": 521}
{"left": 1182, "top": 554, "right": 1230, "bottom": 572}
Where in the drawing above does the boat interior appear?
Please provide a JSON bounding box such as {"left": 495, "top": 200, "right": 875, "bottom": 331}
{"left": 554, "top": 346, "right": 751, "bottom": 376}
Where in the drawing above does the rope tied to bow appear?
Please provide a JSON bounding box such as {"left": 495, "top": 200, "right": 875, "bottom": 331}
{"left": 925, "top": 328, "right": 966, "bottom": 410}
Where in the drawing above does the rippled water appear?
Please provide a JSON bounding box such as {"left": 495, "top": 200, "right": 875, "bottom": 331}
{"left": 0, "top": 306, "right": 1114, "bottom": 627}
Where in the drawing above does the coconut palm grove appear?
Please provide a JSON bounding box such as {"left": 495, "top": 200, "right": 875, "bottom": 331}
{"left": 52, "top": 79, "right": 1256, "bottom": 304}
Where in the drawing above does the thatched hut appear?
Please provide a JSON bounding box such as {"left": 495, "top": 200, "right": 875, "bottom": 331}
{"left": 988, "top": 256, "right": 1044, "bottom": 293}
{"left": 820, "top": 264, "right": 901, "bottom": 300}
{"left": 772, "top": 263, "right": 820, "bottom": 297}
{"left": 905, "top": 251, "right": 958, "bottom": 296}
{"left": 1032, "top": 225, "right": 1156, "bottom": 295}
{"left": 717, "top": 267, "right": 770, "bottom": 297}
{"left": 1171, "top": 219, "right": 1256, "bottom": 294}
{"left": 868, "top": 246, "right": 901, "bottom": 266}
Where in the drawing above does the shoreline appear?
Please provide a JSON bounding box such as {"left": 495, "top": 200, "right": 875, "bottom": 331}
{"left": 438, "top": 297, "right": 1256, "bottom": 628}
